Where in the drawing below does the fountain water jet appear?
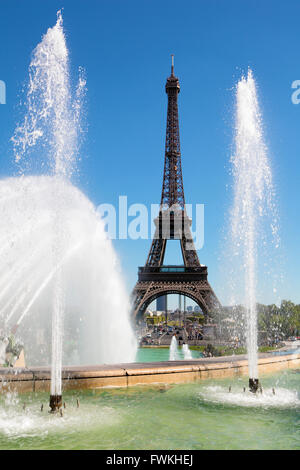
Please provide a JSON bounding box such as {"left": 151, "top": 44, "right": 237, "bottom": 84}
{"left": 230, "top": 69, "right": 279, "bottom": 392}
{"left": 11, "top": 10, "right": 81, "bottom": 410}
{"left": 2, "top": 11, "right": 136, "bottom": 410}
{"left": 169, "top": 335, "right": 179, "bottom": 361}
{"left": 182, "top": 343, "right": 192, "bottom": 360}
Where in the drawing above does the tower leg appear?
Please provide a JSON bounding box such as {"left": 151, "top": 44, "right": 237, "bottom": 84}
{"left": 165, "top": 295, "right": 168, "bottom": 326}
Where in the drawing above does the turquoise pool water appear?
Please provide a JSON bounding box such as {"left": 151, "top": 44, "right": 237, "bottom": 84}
{"left": 272, "top": 347, "right": 300, "bottom": 356}
{"left": 135, "top": 346, "right": 300, "bottom": 362}
{"left": 135, "top": 347, "right": 201, "bottom": 362}
{"left": 0, "top": 370, "right": 299, "bottom": 450}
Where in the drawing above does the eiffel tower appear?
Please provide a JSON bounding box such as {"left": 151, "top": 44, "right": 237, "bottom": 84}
{"left": 132, "top": 57, "right": 220, "bottom": 319}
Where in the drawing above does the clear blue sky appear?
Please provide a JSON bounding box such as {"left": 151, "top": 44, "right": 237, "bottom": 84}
{"left": 0, "top": 0, "right": 299, "bottom": 306}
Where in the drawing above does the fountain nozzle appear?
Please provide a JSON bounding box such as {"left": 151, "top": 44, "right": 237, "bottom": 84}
{"left": 249, "top": 378, "right": 261, "bottom": 393}
{"left": 49, "top": 394, "right": 62, "bottom": 412}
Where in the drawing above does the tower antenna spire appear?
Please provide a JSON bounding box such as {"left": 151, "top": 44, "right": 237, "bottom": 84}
{"left": 171, "top": 54, "right": 174, "bottom": 75}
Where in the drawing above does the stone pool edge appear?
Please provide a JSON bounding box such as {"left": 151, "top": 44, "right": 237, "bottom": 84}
{"left": 0, "top": 352, "right": 299, "bottom": 393}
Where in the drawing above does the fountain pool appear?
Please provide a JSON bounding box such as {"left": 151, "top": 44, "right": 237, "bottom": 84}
{"left": 0, "top": 370, "right": 299, "bottom": 450}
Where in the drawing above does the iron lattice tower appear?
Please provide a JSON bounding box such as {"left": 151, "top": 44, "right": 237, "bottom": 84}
{"left": 132, "top": 57, "right": 220, "bottom": 319}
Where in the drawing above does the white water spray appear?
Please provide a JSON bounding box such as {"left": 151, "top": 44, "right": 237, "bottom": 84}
{"left": 1, "top": 12, "right": 136, "bottom": 395}
{"left": 0, "top": 176, "right": 136, "bottom": 366}
{"left": 230, "top": 69, "right": 279, "bottom": 380}
{"left": 169, "top": 336, "right": 179, "bottom": 361}
{"left": 12, "top": 11, "right": 85, "bottom": 177}
{"left": 182, "top": 343, "right": 192, "bottom": 360}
